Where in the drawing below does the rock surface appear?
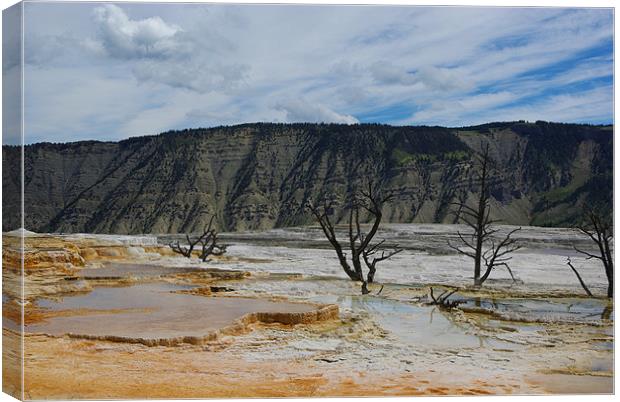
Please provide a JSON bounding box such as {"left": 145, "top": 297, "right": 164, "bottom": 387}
{"left": 2, "top": 121, "right": 612, "bottom": 233}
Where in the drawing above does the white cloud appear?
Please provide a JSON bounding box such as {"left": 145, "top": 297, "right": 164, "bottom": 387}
{"left": 2, "top": 4, "right": 22, "bottom": 72}
{"left": 3, "top": 64, "right": 21, "bottom": 144}
{"left": 92, "top": 4, "right": 182, "bottom": 59}
{"left": 415, "top": 66, "right": 473, "bottom": 92}
{"left": 132, "top": 59, "right": 249, "bottom": 93}
{"left": 405, "top": 92, "right": 519, "bottom": 126}
{"left": 3, "top": 4, "right": 22, "bottom": 144}
{"left": 369, "top": 61, "right": 418, "bottom": 86}
{"left": 336, "top": 86, "right": 370, "bottom": 106}
{"left": 19, "top": 4, "right": 613, "bottom": 142}
{"left": 369, "top": 63, "right": 472, "bottom": 92}
{"left": 484, "top": 87, "right": 613, "bottom": 125}
{"left": 275, "top": 98, "right": 359, "bottom": 124}
{"left": 120, "top": 102, "right": 189, "bottom": 137}
{"left": 86, "top": 5, "right": 250, "bottom": 94}
{"left": 23, "top": 66, "right": 152, "bottom": 143}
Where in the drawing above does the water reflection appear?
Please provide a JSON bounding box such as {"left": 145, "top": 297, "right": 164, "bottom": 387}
{"left": 601, "top": 304, "right": 613, "bottom": 320}
{"left": 313, "top": 293, "right": 518, "bottom": 350}
{"left": 457, "top": 296, "right": 612, "bottom": 324}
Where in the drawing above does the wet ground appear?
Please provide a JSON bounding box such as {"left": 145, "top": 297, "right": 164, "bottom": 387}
{"left": 19, "top": 259, "right": 613, "bottom": 392}
{"left": 3, "top": 224, "right": 615, "bottom": 397}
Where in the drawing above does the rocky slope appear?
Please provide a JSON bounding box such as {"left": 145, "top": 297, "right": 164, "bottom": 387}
{"left": 2, "top": 121, "right": 612, "bottom": 234}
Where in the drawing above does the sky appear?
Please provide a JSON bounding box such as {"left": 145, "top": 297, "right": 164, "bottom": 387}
{"left": 2, "top": 2, "right": 614, "bottom": 144}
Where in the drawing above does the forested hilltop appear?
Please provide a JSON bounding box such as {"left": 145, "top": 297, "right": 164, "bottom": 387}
{"left": 2, "top": 121, "right": 612, "bottom": 234}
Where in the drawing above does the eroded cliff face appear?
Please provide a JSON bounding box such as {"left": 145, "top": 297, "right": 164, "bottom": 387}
{"left": 2, "top": 121, "right": 612, "bottom": 234}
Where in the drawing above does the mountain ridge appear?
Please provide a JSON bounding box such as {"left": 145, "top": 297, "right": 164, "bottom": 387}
{"left": 3, "top": 121, "right": 612, "bottom": 234}
{"left": 11, "top": 120, "right": 612, "bottom": 147}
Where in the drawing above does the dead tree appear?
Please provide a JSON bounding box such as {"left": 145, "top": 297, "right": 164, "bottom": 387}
{"left": 427, "top": 286, "right": 463, "bottom": 309}
{"left": 573, "top": 208, "right": 613, "bottom": 298}
{"left": 410, "top": 160, "right": 432, "bottom": 220}
{"left": 169, "top": 216, "right": 227, "bottom": 261}
{"left": 566, "top": 257, "right": 593, "bottom": 297}
{"left": 362, "top": 239, "right": 403, "bottom": 284}
{"left": 447, "top": 144, "right": 521, "bottom": 286}
{"left": 307, "top": 198, "right": 359, "bottom": 281}
{"left": 169, "top": 234, "right": 203, "bottom": 258}
{"left": 307, "top": 182, "right": 402, "bottom": 294}
{"left": 197, "top": 218, "right": 228, "bottom": 262}
{"left": 478, "top": 227, "right": 522, "bottom": 284}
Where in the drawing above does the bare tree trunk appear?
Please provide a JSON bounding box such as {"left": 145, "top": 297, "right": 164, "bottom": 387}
{"left": 602, "top": 304, "right": 613, "bottom": 320}
{"left": 361, "top": 281, "right": 370, "bottom": 295}
{"left": 574, "top": 207, "right": 614, "bottom": 298}
{"left": 473, "top": 145, "right": 491, "bottom": 285}
{"left": 605, "top": 264, "right": 613, "bottom": 298}
{"left": 363, "top": 239, "right": 402, "bottom": 284}
{"left": 367, "top": 264, "right": 377, "bottom": 284}
{"left": 308, "top": 200, "right": 362, "bottom": 282}
{"left": 474, "top": 236, "right": 483, "bottom": 285}
{"left": 603, "top": 239, "right": 613, "bottom": 298}
{"left": 307, "top": 183, "right": 400, "bottom": 293}
{"left": 566, "top": 257, "right": 593, "bottom": 297}
{"left": 348, "top": 208, "right": 365, "bottom": 281}
{"left": 448, "top": 144, "right": 519, "bottom": 287}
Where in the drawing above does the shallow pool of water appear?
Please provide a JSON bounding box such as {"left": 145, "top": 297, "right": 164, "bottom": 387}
{"left": 224, "top": 276, "right": 614, "bottom": 354}
{"left": 456, "top": 296, "right": 613, "bottom": 324}
{"left": 28, "top": 283, "right": 318, "bottom": 341}
{"left": 307, "top": 293, "right": 518, "bottom": 350}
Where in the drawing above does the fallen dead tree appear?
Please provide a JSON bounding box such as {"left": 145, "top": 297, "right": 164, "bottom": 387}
{"left": 426, "top": 287, "right": 464, "bottom": 310}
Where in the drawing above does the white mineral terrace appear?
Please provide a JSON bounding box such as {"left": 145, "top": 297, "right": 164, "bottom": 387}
{"left": 6, "top": 223, "right": 612, "bottom": 396}
{"left": 158, "top": 223, "right": 611, "bottom": 295}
